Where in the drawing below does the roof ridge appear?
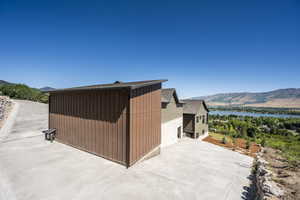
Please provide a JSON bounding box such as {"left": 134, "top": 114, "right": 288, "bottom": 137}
{"left": 50, "top": 79, "right": 167, "bottom": 92}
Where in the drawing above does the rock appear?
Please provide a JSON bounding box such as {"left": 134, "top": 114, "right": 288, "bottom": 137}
{"left": 271, "top": 164, "right": 288, "bottom": 169}
{"left": 263, "top": 180, "right": 284, "bottom": 197}
{"left": 254, "top": 148, "right": 285, "bottom": 200}
{"left": 277, "top": 171, "right": 290, "bottom": 178}
{"left": 0, "top": 96, "right": 12, "bottom": 123}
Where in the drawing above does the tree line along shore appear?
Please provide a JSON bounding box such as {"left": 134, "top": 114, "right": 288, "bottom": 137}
{"left": 209, "top": 106, "right": 300, "bottom": 116}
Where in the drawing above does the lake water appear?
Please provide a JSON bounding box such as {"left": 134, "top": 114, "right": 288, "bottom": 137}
{"left": 210, "top": 110, "right": 300, "bottom": 118}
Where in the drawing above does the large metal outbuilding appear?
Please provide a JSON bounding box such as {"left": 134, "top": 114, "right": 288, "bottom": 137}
{"left": 48, "top": 80, "right": 167, "bottom": 167}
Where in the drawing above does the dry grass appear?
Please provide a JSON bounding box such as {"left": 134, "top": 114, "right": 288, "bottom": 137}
{"left": 203, "top": 133, "right": 261, "bottom": 157}
{"left": 247, "top": 98, "right": 300, "bottom": 108}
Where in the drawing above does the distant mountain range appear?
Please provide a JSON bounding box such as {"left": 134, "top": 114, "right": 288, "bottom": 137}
{"left": 2, "top": 79, "right": 300, "bottom": 108}
{"left": 39, "top": 87, "right": 56, "bottom": 92}
{"left": 192, "top": 88, "right": 300, "bottom": 108}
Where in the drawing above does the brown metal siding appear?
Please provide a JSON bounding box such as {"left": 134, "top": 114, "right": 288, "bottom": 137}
{"left": 49, "top": 89, "right": 129, "bottom": 165}
{"left": 128, "top": 84, "right": 161, "bottom": 166}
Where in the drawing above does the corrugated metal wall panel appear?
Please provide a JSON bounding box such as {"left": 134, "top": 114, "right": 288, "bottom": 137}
{"left": 49, "top": 84, "right": 162, "bottom": 167}
{"left": 49, "top": 89, "right": 129, "bottom": 165}
{"left": 129, "top": 84, "right": 161, "bottom": 165}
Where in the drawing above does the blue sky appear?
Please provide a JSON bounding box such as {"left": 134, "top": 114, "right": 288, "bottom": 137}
{"left": 0, "top": 0, "right": 299, "bottom": 98}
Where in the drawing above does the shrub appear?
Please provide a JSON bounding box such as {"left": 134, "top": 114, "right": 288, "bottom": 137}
{"left": 232, "top": 138, "right": 236, "bottom": 146}
{"left": 222, "top": 136, "right": 227, "bottom": 144}
{"left": 261, "top": 137, "right": 266, "bottom": 147}
{"left": 240, "top": 126, "right": 248, "bottom": 138}
{"left": 247, "top": 127, "right": 256, "bottom": 138}
{"left": 246, "top": 140, "right": 251, "bottom": 149}
{"left": 251, "top": 161, "right": 258, "bottom": 174}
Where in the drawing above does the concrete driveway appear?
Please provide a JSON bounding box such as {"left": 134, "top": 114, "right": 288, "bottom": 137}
{"left": 0, "top": 100, "right": 253, "bottom": 200}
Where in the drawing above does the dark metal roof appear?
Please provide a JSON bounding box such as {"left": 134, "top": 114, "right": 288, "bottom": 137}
{"left": 161, "top": 88, "right": 184, "bottom": 104}
{"left": 182, "top": 99, "right": 209, "bottom": 114}
{"left": 50, "top": 79, "right": 167, "bottom": 93}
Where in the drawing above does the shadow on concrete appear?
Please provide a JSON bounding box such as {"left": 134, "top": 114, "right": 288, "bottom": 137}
{"left": 241, "top": 174, "right": 257, "bottom": 200}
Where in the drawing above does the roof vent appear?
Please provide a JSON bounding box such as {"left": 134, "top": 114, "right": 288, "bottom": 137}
{"left": 114, "top": 81, "right": 123, "bottom": 84}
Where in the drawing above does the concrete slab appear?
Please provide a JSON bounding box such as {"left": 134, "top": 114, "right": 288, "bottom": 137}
{"left": 0, "top": 100, "right": 253, "bottom": 200}
{"left": 0, "top": 100, "right": 48, "bottom": 142}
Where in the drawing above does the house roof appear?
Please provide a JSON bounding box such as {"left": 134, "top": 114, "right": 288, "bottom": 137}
{"left": 161, "top": 88, "right": 184, "bottom": 104}
{"left": 182, "top": 99, "right": 209, "bottom": 114}
{"left": 49, "top": 79, "right": 167, "bottom": 93}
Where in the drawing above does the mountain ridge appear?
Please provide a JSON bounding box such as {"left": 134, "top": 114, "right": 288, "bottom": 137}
{"left": 39, "top": 87, "right": 56, "bottom": 92}
{"left": 0, "top": 80, "right": 12, "bottom": 85}
{"left": 192, "top": 88, "right": 300, "bottom": 108}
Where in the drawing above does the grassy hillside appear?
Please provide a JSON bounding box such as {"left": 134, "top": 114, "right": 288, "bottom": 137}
{"left": 0, "top": 82, "right": 49, "bottom": 103}
{"left": 194, "top": 88, "right": 300, "bottom": 108}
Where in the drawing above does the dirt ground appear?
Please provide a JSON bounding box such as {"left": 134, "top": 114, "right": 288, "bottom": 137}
{"left": 262, "top": 148, "right": 300, "bottom": 200}
{"left": 203, "top": 136, "right": 261, "bottom": 157}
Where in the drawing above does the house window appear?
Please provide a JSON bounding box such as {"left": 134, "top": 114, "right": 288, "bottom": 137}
{"left": 202, "top": 115, "right": 205, "bottom": 123}
{"left": 206, "top": 113, "right": 209, "bottom": 124}
{"left": 177, "top": 126, "right": 181, "bottom": 139}
{"left": 196, "top": 116, "right": 199, "bottom": 123}
{"left": 161, "top": 103, "right": 167, "bottom": 109}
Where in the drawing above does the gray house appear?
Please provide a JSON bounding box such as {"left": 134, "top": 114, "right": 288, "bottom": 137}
{"left": 161, "top": 88, "right": 184, "bottom": 147}
{"left": 182, "top": 100, "right": 209, "bottom": 139}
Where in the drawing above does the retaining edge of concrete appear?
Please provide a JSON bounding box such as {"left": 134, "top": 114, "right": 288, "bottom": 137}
{"left": 0, "top": 100, "right": 19, "bottom": 142}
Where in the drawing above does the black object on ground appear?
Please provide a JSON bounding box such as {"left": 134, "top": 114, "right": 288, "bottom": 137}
{"left": 43, "top": 129, "right": 56, "bottom": 142}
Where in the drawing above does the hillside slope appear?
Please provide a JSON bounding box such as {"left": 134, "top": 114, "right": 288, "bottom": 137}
{"left": 0, "top": 80, "right": 49, "bottom": 103}
{"left": 0, "top": 80, "right": 12, "bottom": 85}
{"left": 193, "top": 88, "right": 300, "bottom": 108}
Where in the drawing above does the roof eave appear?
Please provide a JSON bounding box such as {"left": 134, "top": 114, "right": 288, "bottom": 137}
{"left": 49, "top": 79, "right": 168, "bottom": 93}
{"left": 202, "top": 101, "right": 210, "bottom": 112}
{"left": 183, "top": 112, "right": 196, "bottom": 115}
{"left": 49, "top": 86, "right": 131, "bottom": 93}
{"left": 130, "top": 79, "right": 168, "bottom": 89}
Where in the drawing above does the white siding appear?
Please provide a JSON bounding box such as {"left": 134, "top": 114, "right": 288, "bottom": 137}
{"left": 161, "top": 117, "right": 183, "bottom": 148}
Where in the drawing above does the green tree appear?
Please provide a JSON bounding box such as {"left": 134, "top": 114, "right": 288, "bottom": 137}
{"left": 247, "top": 127, "right": 256, "bottom": 138}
